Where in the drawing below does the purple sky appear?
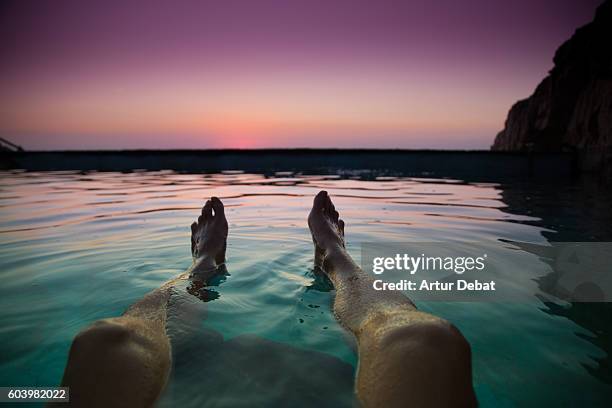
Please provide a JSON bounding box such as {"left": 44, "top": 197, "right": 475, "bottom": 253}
{"left": 0, "top": 0, "right": 602, "bottom": 150}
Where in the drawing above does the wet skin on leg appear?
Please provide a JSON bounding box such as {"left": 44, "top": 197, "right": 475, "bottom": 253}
{"left": 57, "top": 197, "right": 228, "bottom": 408}
{"left": 308, "top": 191, "right": 477, "bottom": 408}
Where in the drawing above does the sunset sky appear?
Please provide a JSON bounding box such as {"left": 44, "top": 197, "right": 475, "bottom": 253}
{"left": 0, "top": 0, "right": 602, "bottom": 150}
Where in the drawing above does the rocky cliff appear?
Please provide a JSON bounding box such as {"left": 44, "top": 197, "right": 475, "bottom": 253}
{"left": 492, "top": 1, "right": 612, "bottom": 155}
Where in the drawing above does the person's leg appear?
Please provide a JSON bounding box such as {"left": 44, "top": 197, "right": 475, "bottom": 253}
{"left": 58, "top": 197, "right": 228, "bottom": 408}
{"left": 308, "top": 191, "right": 476, "bottom": 408}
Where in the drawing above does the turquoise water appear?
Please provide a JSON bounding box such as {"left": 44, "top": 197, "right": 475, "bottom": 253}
{"left": 0, "top": 170, "right": 610, "bottom": 406}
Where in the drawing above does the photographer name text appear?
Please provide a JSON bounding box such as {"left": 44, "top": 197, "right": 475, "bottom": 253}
{"left": 370, "top": 253, "right": 495, "bottom": 292}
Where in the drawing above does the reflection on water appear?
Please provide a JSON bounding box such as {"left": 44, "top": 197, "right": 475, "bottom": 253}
{"left": 0, "top": 170, "right": 610, "bottom": 406}
{"left": 499, "top": 179, "right": 612, "bottom": 390}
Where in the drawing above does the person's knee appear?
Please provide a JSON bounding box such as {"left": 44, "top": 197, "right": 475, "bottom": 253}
{"left": 358, "top": 318, "right": 476, "bottom": 407}
{"left": 361, "top": 311, "right": 470, "bottom": 358}
{"left": 68, "top": 317, "right": 170, "bottom": 371}
{"left": 64, "top": 319, "right": 142, "bottom": 384}
{"left": 71, "top": 319, "right": 132, "bottom": 353}
{"left": 63, "top": 318, "right": 170, "bottom": 407}
{"left": 380, "top": 319, "right": 471, "bottom": 360}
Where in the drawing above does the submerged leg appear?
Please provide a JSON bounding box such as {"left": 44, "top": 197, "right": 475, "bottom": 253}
{"left": 58, "top": 197, "right": 228, "bottom": 407}
{"left": 308, "top": 191, "right": 476, "bottom": 408}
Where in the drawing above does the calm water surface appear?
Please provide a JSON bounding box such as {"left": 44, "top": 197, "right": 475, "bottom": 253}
{"left": 0, "top": 170, "right": 610, "bottom": 406}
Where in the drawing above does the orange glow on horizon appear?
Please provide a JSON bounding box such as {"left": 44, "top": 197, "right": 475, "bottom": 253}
{"left": 0, "top": 63, "right": 534, "bottom": 149}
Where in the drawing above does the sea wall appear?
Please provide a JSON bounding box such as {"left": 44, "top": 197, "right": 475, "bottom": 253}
{"left": 0, "top": 149, "right": 575, "bottom": 182}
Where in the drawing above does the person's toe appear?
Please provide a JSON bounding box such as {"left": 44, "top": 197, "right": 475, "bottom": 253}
{"left": 327, "top": 196, "right": 336, "bottom": 217}
{"left": 190, "top": 222, "right": 198, "bottom": 253}
{"left": 202, "top": 200, "right": 213, "bottom": 219}
{"left": 313, "top": 190, "right": 328, "bottom": 211}
{"left": 324, "top": 195, "right": 334, "bottom": 214}
{"left": 332, "top": 209, "right": 339, "bottom": 222}
{"left": 211, "top": 196, "right": 224, "bottom": 216}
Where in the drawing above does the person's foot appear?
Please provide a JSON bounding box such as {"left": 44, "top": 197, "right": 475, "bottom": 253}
{"left": 308, "top": 191, "right": 345, "bottom": 267}
{"left": 191, "top": 197, "right": 228, "bottom": 270}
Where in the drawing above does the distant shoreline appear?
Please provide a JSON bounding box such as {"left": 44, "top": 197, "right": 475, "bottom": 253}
{"left": 4, "top": 148, "right": 510, "bottom": 153}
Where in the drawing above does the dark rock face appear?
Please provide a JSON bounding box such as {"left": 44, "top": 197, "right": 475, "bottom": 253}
{"left": 492, "top": 1, "right": 612, "bottom": 153}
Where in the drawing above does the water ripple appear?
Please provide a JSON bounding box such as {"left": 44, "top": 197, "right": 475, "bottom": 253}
{"left": 1, "top": 170, "right": 610, "bottom": 406}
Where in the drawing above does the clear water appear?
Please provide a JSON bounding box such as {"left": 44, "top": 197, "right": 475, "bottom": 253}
{"left": 0, "top": 170, "right": 610, "bottom": 406}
